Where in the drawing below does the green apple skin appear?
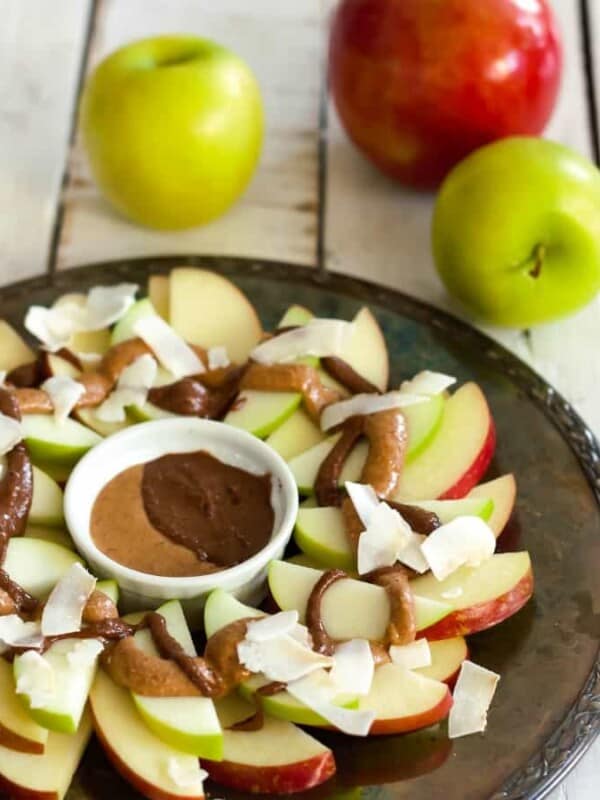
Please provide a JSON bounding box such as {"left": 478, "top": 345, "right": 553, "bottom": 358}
{"left": 432, "top": 137, "right": 600, "bottom": 326}
{"left": 80, "top": 35, "right": 264, "bottom": 229}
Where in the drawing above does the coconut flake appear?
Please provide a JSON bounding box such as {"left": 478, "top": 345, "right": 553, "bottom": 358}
{"left": 15, "top": 651, "right": 56, "bottom": 708}
{"left": 95, "top": 353, "right": 157, "bottom": 422}
{"left": 76, "top": 351, "right": 103, "bottom": 368}
{"left": 397, "top": 532, "right": 429, "bottom": 574}
{"left": 448, "top": 660, "right": 500, "bottom": 738}
{"left": 0, "top": 616, "right": 43, "bottom": 654}
{"left": 345, "top": 481, "right": 379, "bottom": 528}
{"left": 66, "top": 639, "right": 104, "bottom": 667}
{"left": 166, "top": 758, "right": 207, "bottom": 791}
{"left": 134, "top": 315, "right": 204, "bottom": 379}
{"left": 420, "top": 516, "right": 496, "bottom": 581}
{"left": 41, "top": 562, "right": 96, "bottom": 637}
{"left": 321, "top": 391, "right": 425, "bottom": 431}
{"left": 251, "top": 319, "right": 354, "bottom": 364}
{"left": 0, "top": 413, "right": 22, "bottom": 455}
{"left": 208, "top": 346, "right": 230, "bottom": 370}
{"left": 245, "top": 610, "right": 299, "bottom": 642}
{"left": 25, "top": 284, "right": 138, "bottom": 351}
{"left": 389, "top": 639, "right": 432, "bottom": 670}
{"left": 287, "top": 670, "right": 375, "bottom": 736}
{"left": 237, "top": 634, "right": 333, "bottom": 682}
{"left": 357, "top": 502, "right": 412, "bottom": 575}
{"left": 400, "top": 370, "right": 456, "bottom": 396}
{"left": 85, "top": 284, "right": 138, "bottom": 329}
{"left": 41, "top": 376, "right": 85, "bottom": 424}
{"left": 329, "top": 639, "right": 374, "bottom": 696}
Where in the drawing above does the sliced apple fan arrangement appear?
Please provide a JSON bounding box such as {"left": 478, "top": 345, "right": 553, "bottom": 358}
{"left": 0, "top": 267, "right": 532, "bottom": 798}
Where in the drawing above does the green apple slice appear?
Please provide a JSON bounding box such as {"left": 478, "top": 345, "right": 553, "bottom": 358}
{"left": 24, "top": 525, "right": 74, "bottom": 550}
{"left": 22, "top": 415, "right": 101, "bottom": 469}
{"left": 288, "top": 395, "right": 445, "bottom": 494}
{"left": 0, "top": 657, "right": 48, "bottom": 754}
{"left": 110, "top": 297, "right": 158, "bottom": 345}
{"left": 3, "top": 538, "right": 81, "bottom": 599}
{"left": 268, "top": 560, "right": 452, "bottom": 640}
{"left": 132, "top": 600, "right": 222, "bottom": 759}
{"left": 294, "top": 496, "right": 494, "bottom": 571}
{"left": 265, "top": 409, "right": 326, "bottom": 461}
{"left": 29, "top": 466, "right": 64, "bottom": 528}
{"left": 277, "top": 305, "right": 314, "bottom": 328}
{"left": 203, "top": 589, "right": 357, "bottom": 727}
{"left": 75, "top": 407, "right": 131, "bottom": 437}
{"left": 224, "top": 389, "right": 301, "bottom": 438}
{"left": 0, "top": 320, "right": 35, "bottom": 372}
{"left": 294, "top": 506, "right": 354, "bottom": 571}
{"left": 13, "top": 580, "right": 117, "bottom": 735}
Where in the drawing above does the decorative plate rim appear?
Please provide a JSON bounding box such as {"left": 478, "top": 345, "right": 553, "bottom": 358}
{"left": 2, "top": 254, "right": 599, "bottom": 800}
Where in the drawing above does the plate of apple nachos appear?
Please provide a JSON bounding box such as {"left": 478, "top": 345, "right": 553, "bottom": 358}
{"left": 0, "top": 258, "right": 598, "bottom": 800}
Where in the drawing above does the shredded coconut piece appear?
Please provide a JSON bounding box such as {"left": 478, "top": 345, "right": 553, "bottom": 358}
{"left": 389, "top": 639, "right": 432, "bottom": 670}
{"left": 251, "top": 319, "right": 354, "bottom": 364}
{"left": 95, "top": 353, "right": 157, "bottom": 422}
{"left": 166, "top": 758, "right": 207, "bottom": 790}
{"left": 448, "top": 660, "right": 500, "bottom": 738}
{"left": 15, "top": 651, "right": 56, "bottom": 708}
{"left": 400, "top": 370, "right": 456, "bottom": 396}
{"left": 287, "top": 670, "right": 375, "bottom": 736}
{"left": 245, "top": 611, "right": 299, "bottom": 642}
{"left": 41, "top": 376, "right": 85, "bottom": 424}
{"left": 0, "top": 616, "right": 43, "bottom": 654}
{"left": 420, "top": 516, "right": 496, "bottom": 580}
{"left": 207, "top": 346, "right": 230, "bottom": 370}
{"left": 357, "top": 502, "right": 412, "bottom": 575}
{"left": 321, "top": 391, "right": 425, "bottom": 431}
{"left": 0, "top": 413, "right": 22, "bottom": 456}
{"left": 134, "top": 316, "right": 204, "bottom": 378}
{"left": 41, "top": 563, "right": 97, "bottom": 636}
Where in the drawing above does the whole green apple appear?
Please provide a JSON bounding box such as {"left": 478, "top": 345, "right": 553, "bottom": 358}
{"left": 80, "top": 36, "right": 263, "bottom": 229}
{"left": 432, "top": 137, "right": 600, "bottom": 326}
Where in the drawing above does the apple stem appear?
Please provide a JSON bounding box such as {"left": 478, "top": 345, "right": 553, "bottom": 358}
{"left": 528, "top": 244, "right": 545, "bottom": 279}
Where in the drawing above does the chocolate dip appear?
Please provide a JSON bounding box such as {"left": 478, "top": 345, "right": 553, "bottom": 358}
{"left": 91, "top": 450, "right": 274, "bottom": 577}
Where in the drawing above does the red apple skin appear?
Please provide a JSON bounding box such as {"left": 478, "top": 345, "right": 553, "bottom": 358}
{"left": 201, "top": 752, "right": 336, "bottom": 794}
{"left": 368, "top": 687, "right": 453, "bottom": 735}
{"left": 420, "top": 568, "right": 534, "bottom": 641}
{"left": 439, "top": 417, "right": 496, "bottom": 500}
{"left": 0, "top": 721, "right": 44, "bottom": 755}
{"left": 329, "top": 0, "right": 562, "bottom": 188}
{"left": 92, "top": 714, "right": 204, "bottom": 800}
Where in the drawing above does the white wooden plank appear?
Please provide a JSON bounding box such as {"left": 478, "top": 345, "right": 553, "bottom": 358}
{"left": 325, "top": 0, "right": 600, "bottom": 438}
{"left": 57, "top": 0, "right": 323, "bottom": 270}
{"left": 0, "top": 0, "right": 90, "bottom": 285}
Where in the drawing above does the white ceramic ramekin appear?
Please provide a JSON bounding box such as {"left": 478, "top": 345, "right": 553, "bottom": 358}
{"left": 64, "top": 418, "right": 298, "bottom": 626}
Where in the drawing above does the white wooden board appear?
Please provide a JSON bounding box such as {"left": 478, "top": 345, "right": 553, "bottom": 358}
{"left": 56, "top": 0, "right": 324, "bottom": 270}
{"left": 0, "top": 0, "right": 90, "bottom": 284}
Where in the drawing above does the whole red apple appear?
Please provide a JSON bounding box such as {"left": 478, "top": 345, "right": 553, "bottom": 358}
{"left": 329, "top": 0, "right": 562, "bottom": 188}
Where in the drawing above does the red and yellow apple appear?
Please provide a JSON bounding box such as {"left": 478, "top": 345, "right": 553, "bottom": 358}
{"left": 329, "top": 0, "right": 561, "bottom": 188}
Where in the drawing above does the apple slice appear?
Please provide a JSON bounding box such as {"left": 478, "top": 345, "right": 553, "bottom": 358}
{"left": 268, "top": 560, "right": 452, "bottom": 640}
{"left": 22, "top": 415, "right": 101, "bottom": 470}
{"left": 24, "top": 525, "right": 74, "bottom": 550}
{"left": 0, "top": 658, "right": 48, "bottom": 754}
{"left": 30, "top": 466, "right": 64, "bottom": 527}
{"left": 0, "top": 709, "right": 91, "bottom": 800}
{"left": 412, "top": 552, "right": 533, "bottom": 639}
{"left": 132, "top": 600, "right": 222, "bottom": 758}
{"left": 224, "top": 389, "right": 301, "bottom": 438}
{"left": 202, "top": 692, "right": 336, "bottom": 794}
{"left": 14, "top": 579, "right": 117, "bottom": 734}
{"left": 393, "top": 383, "right": 496, "bottom": 501}
{"left": 277, "top": 305, "right": 314, "bottom": 328}
{"left": 265, "top": 408, "right": 326, "bottom": 461}
{"left": 75, "top": 406, "right": 132, "bottom": 437}
{"left": 111, "top": 297, "right": 158, "bottom": 345}
{"left": 203, "top": 590, "right": 357, "bottom": 727}
{"left": 90, "top": 669, "right": 206, "bottom": 799}
{"left": 288, "top": 395, "right": 445, "bottom": 494}
{"left": 294, "top": 506, "right": 354, "bottom": 571}
{"left": 468, "top": 474, "right": 516, "bottom": 537}
{"left": 338, "top": 307, "right": 389, "bottom": 391}
{"left": 70, "top": 327, "right": 111, "bottom": 357}
{"left": 359, "top": 663, "right": 452, "bottom": 735}
{"left": 415, "top": 637, "right": 468, "bottom": 685}
{"left": 42, "top": 352, "right": 81, "bottom": 380}
{"left": 407, "top": 496, "right": 493, "bottom": 525}
{"left": 3, "top": 538, "right": 82, "bottom": 599}
{"left": 169, "top": 267, "right": 263, "bottom": 363}
{"left": 0, "top": 320, "right": 35, "bottom": 372}
{"left": 149, "top": 275, "right": 170, "bottom": 321}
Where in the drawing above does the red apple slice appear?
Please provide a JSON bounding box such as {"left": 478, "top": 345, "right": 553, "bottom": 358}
{"left": 0, "top": 710, "right": 91, "bottom": 800}
{"left": 360, "top": 663, "right": 452, "bottom": 735}
{"left": 413, "top": 552, "right": 533, "bottom": 640}
{"left": 339, "top": 307, "right": 389, "bottom": 391}
{"left": 393, "top": 382, "right": 495, "bottom": 501}
{"left": 468, "top": 474, "right": 516, "bottom": 537}
{"left": 201, "top": 694, "right": 335, "bottom": 794}
{"left": 415, "top": 637, "right": 468, "bottom": 686}
{"left": 0, "top": 658, "right": 48, "bottom": 754}
{"left": 90, "top": 669, "right": 206, "bottom": 800}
